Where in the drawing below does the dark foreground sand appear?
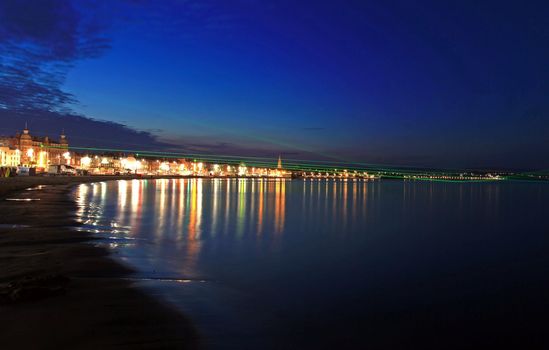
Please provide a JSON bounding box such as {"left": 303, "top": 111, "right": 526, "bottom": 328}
{"left": 0, "top": 176, "right": 202, "bottom": 349}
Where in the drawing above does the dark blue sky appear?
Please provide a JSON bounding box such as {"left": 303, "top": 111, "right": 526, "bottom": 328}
{"left": 1, "top": 0, "right": 548, "bottom": 170}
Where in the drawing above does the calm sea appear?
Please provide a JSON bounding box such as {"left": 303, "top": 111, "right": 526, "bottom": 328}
{"left": 75, "top": 178, "right": 549, "bottom": 349}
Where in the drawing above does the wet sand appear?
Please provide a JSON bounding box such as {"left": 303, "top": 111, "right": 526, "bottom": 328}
{"left": 0, "top": 176, "right": 202, "bottom": 349}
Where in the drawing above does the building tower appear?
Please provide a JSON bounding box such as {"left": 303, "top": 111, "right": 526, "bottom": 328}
{"left": 277, "top": 154, "right": 282, "bottom": 169}
{"left": 58, "top": 129, "right": 69, "bottom": 165}
{"left": 20, "top": 122, "right": 32, "bottom": 145}
{"left": 19, "top": 123, "right": 33, "bottom": 165}
{"left": 60, "top": 129, "right": 68, "bottom": 146}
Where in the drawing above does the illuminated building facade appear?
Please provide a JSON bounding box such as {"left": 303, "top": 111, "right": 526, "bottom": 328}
{"left": 1, "top": 125, "right": 69, "bottom": 167}
{"left": 0, "top": 127, "right": 292, "bottom": 178}
{"left": 0, "top": 146, "right": 20, "bottom": 167}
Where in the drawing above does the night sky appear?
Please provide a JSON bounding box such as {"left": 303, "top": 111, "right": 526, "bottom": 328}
{"left": 1, "top": 0, "right": 548, "bottom": 170}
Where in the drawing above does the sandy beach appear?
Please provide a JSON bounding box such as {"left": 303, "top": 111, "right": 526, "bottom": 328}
{"left": 0, "top": 176, "right": 202, "bottom": 349}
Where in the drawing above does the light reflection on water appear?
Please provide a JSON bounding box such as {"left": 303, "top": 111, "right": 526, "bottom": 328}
{"left": 74, "top": 179, "right": 549, "bottom": 349}
{"left": 76, "top": 178, "right": 296, "bottom": 247}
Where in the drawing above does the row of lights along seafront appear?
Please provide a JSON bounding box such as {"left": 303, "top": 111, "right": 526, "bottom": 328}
{"left": 0, "top": 126, "right": 299, "bottom": 178}
{"left": 0, "top": 126, "right": 508, "bottom": 181}
{"left": 0, "top": 127, "right": 379, "bottom": 179}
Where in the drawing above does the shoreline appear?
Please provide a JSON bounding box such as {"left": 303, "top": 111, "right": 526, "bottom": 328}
{"left": 0, "top": 176, "right": 203, "bottom": 349}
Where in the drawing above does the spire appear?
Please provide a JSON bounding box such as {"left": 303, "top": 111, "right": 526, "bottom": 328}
{"left": 60, "top": 128, "right": 68, "bottom": 144}
{"left": 277, "top": 154, "right": 282, "bottom": 169}
{"left": 23, "top": 121, "right": 29, "bottom": 134}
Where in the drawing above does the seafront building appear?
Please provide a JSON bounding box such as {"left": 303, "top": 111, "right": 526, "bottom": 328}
{"left": 0, "top": 146, "right": 20, "bottom": 167}
{"left": 0, "top": 125, "right": 69, "bottom": 169}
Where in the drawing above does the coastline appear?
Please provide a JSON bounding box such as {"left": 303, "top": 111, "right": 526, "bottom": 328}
{"left": 0, "top": 176, "right": 202, "bottom": 349}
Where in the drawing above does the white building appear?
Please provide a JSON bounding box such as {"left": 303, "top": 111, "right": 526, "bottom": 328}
{"left": 0, "top": 146, "right": 21, "bottom": 167}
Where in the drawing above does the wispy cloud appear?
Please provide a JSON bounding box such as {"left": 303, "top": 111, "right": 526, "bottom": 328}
{"left": 0, "top": 0, "right": 110, "bottom": 111}
{"left": 0, "top": 0, "right": 170, "bottom": 149}
{"left": 0, "top": 109, "right": 173, "bottom": 150}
